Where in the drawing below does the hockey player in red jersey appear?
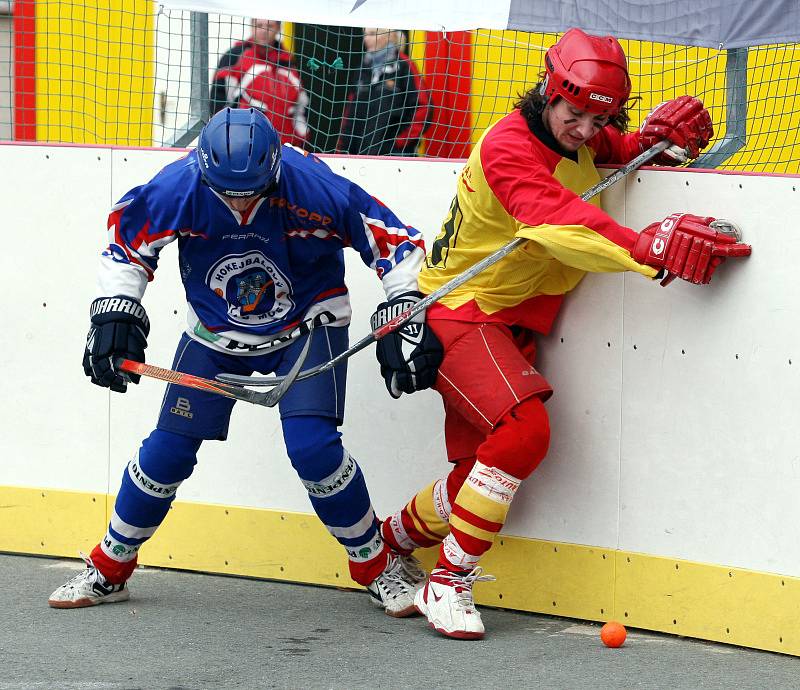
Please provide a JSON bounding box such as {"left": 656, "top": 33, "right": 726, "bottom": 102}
{"left": 374, "top": 28, "right": 751, "bottom": 639}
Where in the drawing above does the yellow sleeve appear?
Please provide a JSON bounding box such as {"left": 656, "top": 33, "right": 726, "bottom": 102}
{"left": 516, "top": 224, "right": 659, "bottom": 278}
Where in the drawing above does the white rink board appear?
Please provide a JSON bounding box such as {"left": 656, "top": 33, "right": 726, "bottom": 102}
{"left": 1, "top": 143, "right": 797, "bottom": 578}
{"left": 0, "top": 145, "right": 113, "bottom": 495}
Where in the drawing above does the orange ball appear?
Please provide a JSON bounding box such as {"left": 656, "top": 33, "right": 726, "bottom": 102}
{"left": 600, "top": 621, "right": 627, "bottom": 648}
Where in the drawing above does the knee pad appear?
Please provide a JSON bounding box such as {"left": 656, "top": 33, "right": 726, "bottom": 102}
{"left": 282, "top": 416, "right": 344, "bottom": 482}
{"left": 136, "top": 429, "right": 202, "bottom": 484}
{"left": 477, "top": 397, "right": 550, "bottom": 480}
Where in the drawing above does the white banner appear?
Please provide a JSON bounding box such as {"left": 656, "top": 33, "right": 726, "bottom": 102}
{"left": 160, "top": 0, "right": 512, "bottom": 31}
{"left": 161, "top": 0, "right": 799, "bottom": 47}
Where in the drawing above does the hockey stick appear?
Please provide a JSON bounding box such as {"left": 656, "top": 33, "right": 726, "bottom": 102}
{"left": 115, "top": 319, "right": 316, "bottom": 408}
{"left": 217, "top": 139, "right": 671, "bottom": 390}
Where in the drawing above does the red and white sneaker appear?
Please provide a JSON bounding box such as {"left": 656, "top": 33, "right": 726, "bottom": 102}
{"left": 414, "top": 566, "right": 496, "bottom": 639}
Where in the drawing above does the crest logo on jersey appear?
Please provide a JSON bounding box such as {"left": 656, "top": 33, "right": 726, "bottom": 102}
{"left": 206, "top": 251, "right": 294, "bottom": 326}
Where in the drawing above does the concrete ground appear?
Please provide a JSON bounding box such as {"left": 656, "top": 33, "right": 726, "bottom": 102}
{"left": 0, "top": 553, "right": 797, "bottom": 690}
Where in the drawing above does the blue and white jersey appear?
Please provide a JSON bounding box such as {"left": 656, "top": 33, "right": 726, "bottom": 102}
{"left": 97, "top": 146, "right": 426, "bottom": 354}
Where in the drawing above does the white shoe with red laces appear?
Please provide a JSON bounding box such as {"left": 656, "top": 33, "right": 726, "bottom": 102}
{"left": 414, "top": 566, "right": 496, "bottom": 639}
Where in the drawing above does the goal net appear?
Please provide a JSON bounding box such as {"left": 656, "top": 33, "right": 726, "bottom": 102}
{"left": 3, "top": 3, "right": 799, "bottom": 173}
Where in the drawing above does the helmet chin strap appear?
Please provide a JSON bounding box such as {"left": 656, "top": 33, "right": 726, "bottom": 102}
{"left": 259, "top": 179, "right": 279, "bottom": 198}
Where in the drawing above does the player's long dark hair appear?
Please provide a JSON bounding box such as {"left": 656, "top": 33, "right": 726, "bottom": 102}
{"left": 514, "top": 75, "right": 634, "bottom": 133}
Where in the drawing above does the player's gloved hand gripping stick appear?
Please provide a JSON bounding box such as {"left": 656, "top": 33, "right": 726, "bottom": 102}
{"left": 219, "top": 139, "right": 708, "bottom": 398}
{"left": 114, "top": 320, "right": 316, "bottom": 408}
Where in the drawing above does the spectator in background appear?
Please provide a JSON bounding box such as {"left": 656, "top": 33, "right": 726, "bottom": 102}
{"left": 211, "top": 19, "right": 309, "bottom": 148}
{"left": 338, "top": 28, "right": 432, "bottom": 156}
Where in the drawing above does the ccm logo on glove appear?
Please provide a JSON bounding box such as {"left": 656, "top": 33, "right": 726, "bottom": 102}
{"left": 649, "top": 215, "right": 679, "bottom": 257}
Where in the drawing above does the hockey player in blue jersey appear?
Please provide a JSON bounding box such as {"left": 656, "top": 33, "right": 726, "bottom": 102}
{"left": 48, "top": 107, "right": 443, "bottom": 615}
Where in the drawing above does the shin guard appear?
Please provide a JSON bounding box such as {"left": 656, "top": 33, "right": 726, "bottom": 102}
{"left": 437, "top": 397, "right": 550, "bottom": 571}
{"left": 98, "top": 430, "right": 200, "bottom": 582}
{"left": 382, "top": 477, "right": 452, "bottom": 554}
{"left": 439, "top": 461, "right": 521, "bottom": 571}
{"left": 283, "top": 416, "right": 389, "bottom": 585}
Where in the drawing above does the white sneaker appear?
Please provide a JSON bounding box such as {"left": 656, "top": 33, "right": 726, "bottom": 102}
{"left": 48, "top": 553, "right": 130, "bottom": 609}
{"left": 414, "top": 566, "right": 496, "bottom": 639}
{"left": 367, "top": 553, "right": 427, "bottom": 617}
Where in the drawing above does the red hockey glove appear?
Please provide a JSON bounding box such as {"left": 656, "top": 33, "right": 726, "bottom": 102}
{"left": 632, "top": 214, "right": 751, "bottom": 285}
{"left": 639, "top": 96, "right": 714, "bottom": 165}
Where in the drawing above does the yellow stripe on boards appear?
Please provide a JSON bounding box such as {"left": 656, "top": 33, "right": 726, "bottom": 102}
{"left": 108, "top": 494, "right": 357, "bottom": 587}
{"left": 0, "top": 486, "right": 107, "bottom": 557}
{"left": 614, "top": 551, "right": 800, "bottom": 654}
{"left": 2, "top": 484, "right": 798, "bottom": 657}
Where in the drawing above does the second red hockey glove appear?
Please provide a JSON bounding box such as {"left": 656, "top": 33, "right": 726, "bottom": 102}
{"left": 639, "top": 96, "right": 713, "bottom": 165}
{"left": 371, "top": 291, "right": 444, "bottom": 398}
{"left": 632, "top": 214, "right": 751, "bottom": 285}
{"left": 82, "top": 296, "right": 150, "bottom": 393}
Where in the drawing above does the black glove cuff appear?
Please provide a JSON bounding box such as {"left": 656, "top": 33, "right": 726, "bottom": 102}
{"left": 90, "top": 296, "right": 150, "bottom": 335}
{"left": 369, "top": 291, "right": 423, "bottom": 331}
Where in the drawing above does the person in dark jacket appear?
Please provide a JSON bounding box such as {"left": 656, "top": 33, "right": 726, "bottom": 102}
{"left": 339, "top": 28, "right": 432, "bottom": 156}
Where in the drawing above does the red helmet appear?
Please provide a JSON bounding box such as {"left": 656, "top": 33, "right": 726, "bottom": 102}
{"left": 543, "top": 28, "right": 631, "bottom": 116}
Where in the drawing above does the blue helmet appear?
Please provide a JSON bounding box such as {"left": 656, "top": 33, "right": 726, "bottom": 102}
{"left": 196, "top": 107, "right": 281, "bottom": 197}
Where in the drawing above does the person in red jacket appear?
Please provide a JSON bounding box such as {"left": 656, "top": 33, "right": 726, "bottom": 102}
{"left": 373, "top": 28, "right": 751, "bottom": 640}
{"left": 211, "top": 19, "right": 309, "bottom": 148}
{"left": 339, "top": 28, "right": 432, "bottom": 156}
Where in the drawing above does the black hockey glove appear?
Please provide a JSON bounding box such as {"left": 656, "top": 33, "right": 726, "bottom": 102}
{"left": 370, "top": 291, "right": 443, "bottom": 399}
{"left": 82, "top": 296, "right": 150, "bottom": 393}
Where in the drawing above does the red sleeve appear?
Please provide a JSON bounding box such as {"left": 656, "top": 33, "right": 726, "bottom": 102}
{"left": 588, "top": 126, "right": 642, "bottom": 165}
{"left": 394, "top": 54, "right": 432, "bottom": 151}
{"left": 215, "top": 51, "right": 247, "bottom": 83}
{"left": 481, "top": 114, "right": 639, "bottom": 251}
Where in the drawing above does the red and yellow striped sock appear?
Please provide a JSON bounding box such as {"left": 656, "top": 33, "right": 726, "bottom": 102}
{"left": 382, "top": 479, "right": 451, "bottom": 553}
{"left": 437, "top": 460, "right": 521, "bottom": 572}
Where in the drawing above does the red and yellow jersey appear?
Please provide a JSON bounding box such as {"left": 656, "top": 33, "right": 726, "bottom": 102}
{"left": 420, "top": 110, "right": 658, "bottom": 334}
